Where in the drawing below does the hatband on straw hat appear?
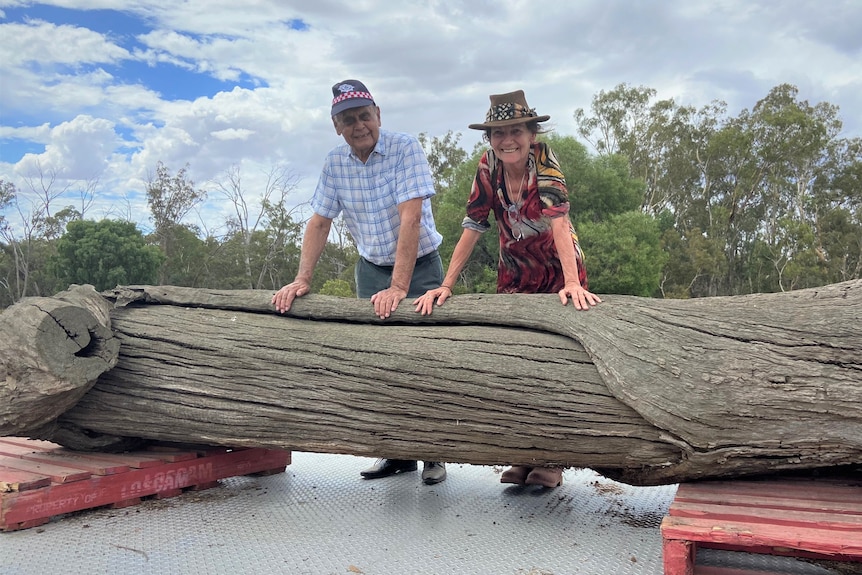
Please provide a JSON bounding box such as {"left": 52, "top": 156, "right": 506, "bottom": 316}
{"left": 468, "top": 90, "right": 550, "bottom": 130}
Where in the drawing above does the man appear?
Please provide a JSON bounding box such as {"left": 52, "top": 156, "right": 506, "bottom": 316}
{"left": 271, "top": 79, "right": 447, "bottom": 485}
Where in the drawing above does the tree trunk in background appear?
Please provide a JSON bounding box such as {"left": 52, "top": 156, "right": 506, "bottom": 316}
{"left": 4, "top": 281, "right": 861, "bottom": 486}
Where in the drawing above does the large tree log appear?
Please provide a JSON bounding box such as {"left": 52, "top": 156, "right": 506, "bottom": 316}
{"left": 3, "top": 281, "right": 861, "bottom": 485}
{"left": 0, "top": 285, "right": 118, "bottom": 434}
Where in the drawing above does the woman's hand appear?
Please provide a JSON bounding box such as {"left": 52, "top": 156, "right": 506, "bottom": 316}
{"left": 413, "top": 285, "right": 453, "bottom": 315}
{"left": 559, "top": 282, "right": 602, "bottom": 310}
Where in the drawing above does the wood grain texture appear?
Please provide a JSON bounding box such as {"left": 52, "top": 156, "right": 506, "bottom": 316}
{"left": 4, "top": 281, "right": 861, "bottom": 485}
{"left": 0, "top": 285, "right": 118, "bottom": 435}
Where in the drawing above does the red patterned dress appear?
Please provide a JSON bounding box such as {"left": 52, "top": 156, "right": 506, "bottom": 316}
{"left": 462, "top": 142, "right": 588, "bottom": 293}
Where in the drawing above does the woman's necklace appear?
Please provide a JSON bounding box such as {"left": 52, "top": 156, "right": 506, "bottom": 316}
{"left": 505, "top": 170, "right": 527, "bottom": 204}
{"left": 502, "top": 169, "right": 528, "bottom": 241}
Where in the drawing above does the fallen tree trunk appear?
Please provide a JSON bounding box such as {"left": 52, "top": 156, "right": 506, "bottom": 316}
{"left": 3, "top": 281, "right": 861, "bottom": 485}
{"left": 0, "top": 285, "right": 118, "bottom": 434}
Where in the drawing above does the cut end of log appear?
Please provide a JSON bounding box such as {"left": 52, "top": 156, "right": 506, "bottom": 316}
{"left": 0, "top": 285, "right": 120, "bottom": 436}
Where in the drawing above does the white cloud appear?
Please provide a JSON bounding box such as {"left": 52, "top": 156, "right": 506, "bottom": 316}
{"left": 15, "top": 115, "right": 119, "bottom": 180}
{"left": 0, "top": 123, "right": 53, "bottom": 143}
{"left": 211, "top": 128, "right": 254, "bottom": 141}
{"left": 0, "top": 19, "right": 130, "bottom": 66}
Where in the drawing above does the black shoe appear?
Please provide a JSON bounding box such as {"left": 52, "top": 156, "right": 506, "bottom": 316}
{"left": 422, "top": 461, "right": 447, "bottom": 485}
{"left": 360, "top": 458, "right": 418, "bottom": 479}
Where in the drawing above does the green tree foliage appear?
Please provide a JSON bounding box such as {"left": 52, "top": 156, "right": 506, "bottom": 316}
{"left": 0, "top": 180, "right": 17, "bottom": 307}
{"left": 211, "top": 164, "right": 304, "bottom": 289}
{"left": 430, "top": 146, "right": 500, "bottom": 292}
{"left": 319, "top": 278, "right": 353, "bottom": 297}
{"left": 575, "top": 82, "right": 862, "bottom": 297}
{"left": 543, "top": 134, "right": 643, "bottom": 224}
{"left": 0, "top": 180, "right": 13, "bottom": 220}
{"left": 52, "top": 219, "right": 164, "bottom": 291}
{"left": 2, "top": 83, "right": 859, "bottom": 310}
{"left": 313, "top": 240, "right": 357, "bottom": 293}
{"left": 0, "top": 179, "right": 68, "bottom": 304}
{"left": 253, "top": 198, "right": 306, "bottom": 291}
{"left": 145, "top": 162, "right": 206, "bottom": 284}
{"left": 659, "top": 225, "right": 727, "bottom": 298}
{"left": 419, "top": 131, "right": 468, "bottom": 197}
{"left": 421, "top": 132, "right": 486, "bottom": 265}
{"left": 157, "top": 224, "right": 210, "bottom": 286}
{"left": 542, "top": 134, "right": 663, "bottom": 296}
{"left": 579, "top": 211, "right": 667, "bottom": 296}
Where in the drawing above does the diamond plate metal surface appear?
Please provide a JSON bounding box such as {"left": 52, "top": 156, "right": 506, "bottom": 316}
{"left": 0, "top": 453, "right": 842, "bottom": 574}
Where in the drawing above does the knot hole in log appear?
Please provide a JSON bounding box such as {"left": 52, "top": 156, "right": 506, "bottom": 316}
{"left": 73, "top": 327, "right": 107, "bottom": 359}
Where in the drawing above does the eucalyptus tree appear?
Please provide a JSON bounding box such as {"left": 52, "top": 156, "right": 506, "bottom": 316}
{"left": 419, "top": 132, "right": 498, "bottom": 293}
{"left": 574, "top": 82, "right": 861, "bottom": 297}
{"left": 544, "top": 134, "right": 663, "bottom": 296}
{"left": 145, "top": 162, "right": 206, "bottom": 284}
{"left": 704, "top": 84, "right": 852, "bottom": 294}
{"left": 419, "top": 130, "right": 468, "bottom": 197}
{"left": 210, "top": 163, "right": 303, "bottom": 290}
{"left": 0, "top": 181, "right": 16, "bottom": 307}
{"left": 429, "top": 146, "right": 500, "bottom": 293}
{"left": 0, "top": 177, "right": 72, "bottom": 304}
{"left": 578, "top": 211, "right": 667, "bottom": 296}
{"left": 812, "top": 136, "right": 862, "bottom": 283}
{"left": 543, "top": 134, "right": 642, "bottom": 225}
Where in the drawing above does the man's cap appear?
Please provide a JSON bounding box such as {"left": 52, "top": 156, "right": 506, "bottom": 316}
{"left": 331, "top": 79, "right": 375, "bottom": 116}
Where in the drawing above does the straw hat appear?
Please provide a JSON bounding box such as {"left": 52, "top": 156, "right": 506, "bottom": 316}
{"left": 468, "top": 90, "right": 550, "bottom": 130}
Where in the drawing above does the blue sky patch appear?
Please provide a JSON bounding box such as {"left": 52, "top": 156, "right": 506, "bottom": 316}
{"left": 0, "top": 140, "right": 44, "bottom": 164}
{"left": 4, "top": 4, "right": 151, "bottom": 37}
{"left": 119, "top": 58, "right": 256, "bottom": 101}
{"left": 4, "top": 4, "right": 264, "bottom": 101}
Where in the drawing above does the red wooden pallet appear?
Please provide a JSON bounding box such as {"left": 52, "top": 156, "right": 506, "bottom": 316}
{"left": 0, "top": 437, "right": 291, "bottom": 531}
{"left": 661, "top": 476, "right": 862, "bottom": 575}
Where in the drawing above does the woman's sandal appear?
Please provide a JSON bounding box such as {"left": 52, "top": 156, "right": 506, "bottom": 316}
{"left": 500, "top": 465, "right": 532, "bottom": 485}
{"left": 524, "top": 467, "right": 563, "bottom": 488}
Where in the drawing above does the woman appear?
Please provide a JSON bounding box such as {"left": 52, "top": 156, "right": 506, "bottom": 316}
{"left": 414, "top": 90, "right": 602, "bottom": 488}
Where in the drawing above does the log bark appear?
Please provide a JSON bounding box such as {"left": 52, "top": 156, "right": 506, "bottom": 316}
{"left": 3, "top": 281, "right": 861, "bottom": 486}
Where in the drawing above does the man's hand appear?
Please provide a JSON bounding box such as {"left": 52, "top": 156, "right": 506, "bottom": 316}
{"left": 370, "top": 286, "right": 408, "bottom": 319}
{"left": 272, "top": 280, "right": 311, "bottom": 313}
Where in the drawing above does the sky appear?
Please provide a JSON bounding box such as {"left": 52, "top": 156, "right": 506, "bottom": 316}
{"left": 1, "top": 0, "right": 861, "bottom": 237}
